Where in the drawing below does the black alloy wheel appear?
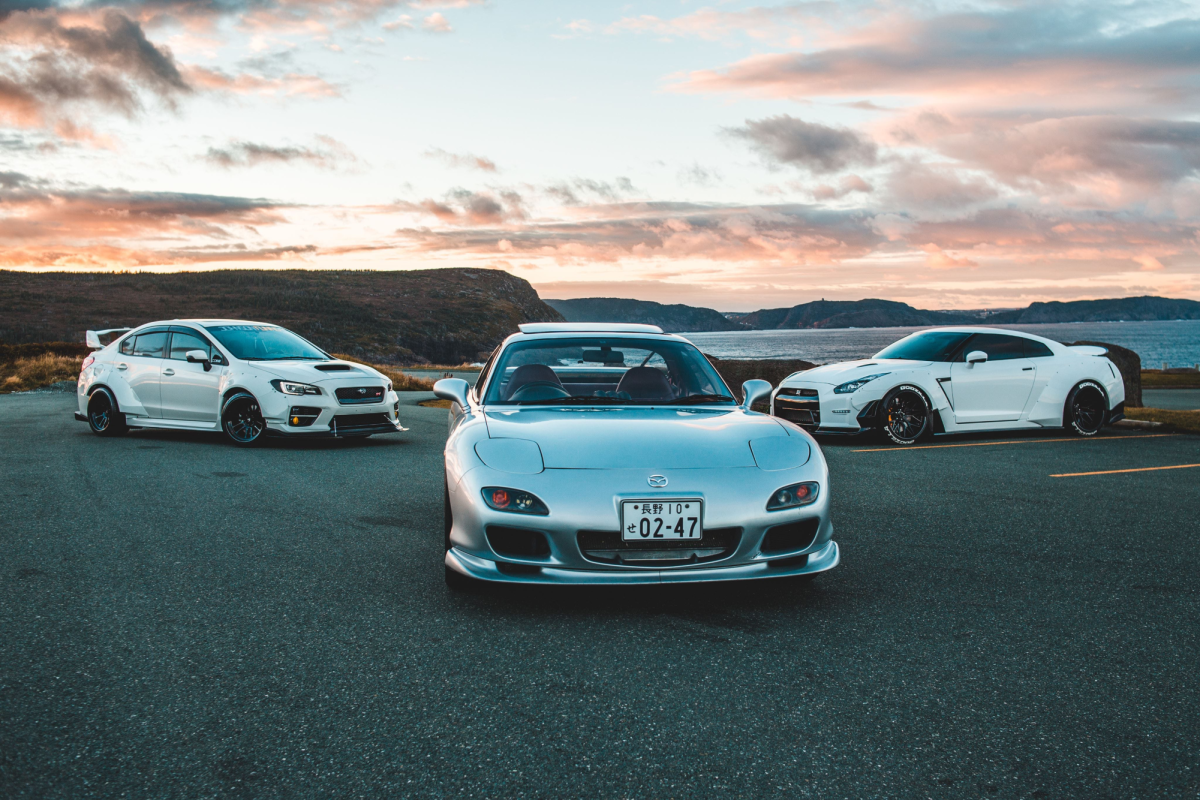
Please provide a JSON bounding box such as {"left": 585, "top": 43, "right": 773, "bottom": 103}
{"left": 881, "top": 385, "right": 931, "bottom": 446}
{"left": 87, "top": 388, "right": 127, "bottom": 436}
{"left": 1065, "top": 381, "right": 1107, "bottom": 436}
{"left": 222, "top": 393, "right": 266, "bottom": 446}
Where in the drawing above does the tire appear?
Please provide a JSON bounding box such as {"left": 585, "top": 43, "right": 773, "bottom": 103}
{"left": 443, "top": 475, "right": 453, "bottom": 552}
{"left": 86, "top": 388, "right": 127, "bottom": 436}
{"left": 1065, "top": 381, "right": 1107, "bottom": 436}
{"left": 444, "top": 565, "right": 482, "bottom": 592}
{"left": 880, "top": 385, "right": 931, "bottom": 446}
{"left": 221, "top": 392, "right": 266, "bottom": 446}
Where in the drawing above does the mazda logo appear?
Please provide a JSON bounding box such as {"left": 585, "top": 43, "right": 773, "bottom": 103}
{"left": 647, "top": 475, "right": 668, "bottom": 487}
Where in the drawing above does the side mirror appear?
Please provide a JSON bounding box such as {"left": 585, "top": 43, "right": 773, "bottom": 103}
{"left": 966, "top": 350, "right": 988, "bottom": 365}
{"left": 185, "top": 350, "right": 212, "bottom": 371}
{"left": 434, "top": 378, "right": 472, "bottom": 411}
{"left": 741, "top": 379, "right": 773, "bottom": 410}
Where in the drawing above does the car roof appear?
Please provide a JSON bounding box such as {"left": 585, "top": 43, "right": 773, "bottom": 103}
{"left": 906, "top": 326, "right": 1062, "bottom": 347}
{"left": 518, "top": 322, "right": 666, "bottom": 334}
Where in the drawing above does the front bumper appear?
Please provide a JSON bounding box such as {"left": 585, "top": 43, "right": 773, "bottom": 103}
{"left": 446, "top": 540, "right": 840, "bottom": 585}
{"left": 260, "top": 389, "right": 405, "bottom": 436}
{"left": 773, "top": 384, "right": 872, "bottom": 434}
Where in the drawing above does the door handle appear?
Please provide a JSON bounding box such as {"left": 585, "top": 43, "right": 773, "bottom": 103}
{"left": 163, "top": 368, "right": 175, "bottom": 376}
{"left": 116, "top": 363, "right": 128, "bottom": 370}
{"left": 1022, "top": 367, "right": 1033, "bottom": 371}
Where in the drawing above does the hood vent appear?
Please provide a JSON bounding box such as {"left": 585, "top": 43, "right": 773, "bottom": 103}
{"left": 314, "top": 363, "right": 354, "bottom": 371}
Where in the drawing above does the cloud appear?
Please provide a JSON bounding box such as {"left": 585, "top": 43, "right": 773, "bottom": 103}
{"left": 396, "top": 188, "right": 525, "bottom": 225}
{"left": 0, "top": 9, "right": 190, "bottom": 133}
{"left": 726, "top": 115, "right": 877, "bottom": 174}
{"left": 206, "top": 136, "right": 356, "bottom": 169}
{"left": 422, "top": 12, "right": 451, "bottom": 32}
{"left": 673, "top": 5, "right": 1200, "bottom": 107}
{"left": 545, "top": 177, "right": 636, "bottom": 205}
{"left": 812, "top": 174, "right": 872, "bottom": 200}
{"left": 183, "top": 65, "right": 340, "bottom": 97}
{"left": 596, "top": 4, "right": 837, "bottom": 44}
{"left": 678, "top": 162, "right": 721, "bottom": 187}
{"left": 424, "top": 147, "right": 498, "bottom": 172}
{"left": 884, "top": 160, "right": 998, "bottom": 212}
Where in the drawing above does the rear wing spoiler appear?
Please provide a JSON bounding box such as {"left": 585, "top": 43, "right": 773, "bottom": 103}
{"left": 86, "top": 328, "right": 132, "bottom": 349}
{"left": 1068, "top": 345, "right": 1108, "bottom": 356}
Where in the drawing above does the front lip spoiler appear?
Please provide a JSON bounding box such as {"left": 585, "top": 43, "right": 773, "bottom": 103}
{"left": 445, "top": 541, "right": 839, "bottom": 585}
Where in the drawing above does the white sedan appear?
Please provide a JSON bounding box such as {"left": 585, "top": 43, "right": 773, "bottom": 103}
{"left": 76, "top": 320, "right": 404, "bottom": 445}
{"left": 434, "top": 323, "right": 838, "bottom": 589}
{"left": 772, "top": 327, "right": 1126, "bottom": 445}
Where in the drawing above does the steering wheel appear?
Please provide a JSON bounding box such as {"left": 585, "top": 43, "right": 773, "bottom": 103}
{"left": 508, "top": 382, "right": 572, "bottom": 403}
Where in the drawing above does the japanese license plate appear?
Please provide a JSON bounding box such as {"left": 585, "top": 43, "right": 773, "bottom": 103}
{"left": 621, "top": 499, "right": 703, "bottom": 542}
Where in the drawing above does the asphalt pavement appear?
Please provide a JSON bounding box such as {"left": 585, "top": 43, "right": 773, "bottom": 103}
{"left": 2, "top": 392, "right": 1199, "bottom": 798}
{"left": 1143, "top": 388, "right": 1200, "bottom": 410}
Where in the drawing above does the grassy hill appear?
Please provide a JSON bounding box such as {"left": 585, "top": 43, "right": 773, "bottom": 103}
{"left": 0, "top": 269, "right": 563, "bottom": 365}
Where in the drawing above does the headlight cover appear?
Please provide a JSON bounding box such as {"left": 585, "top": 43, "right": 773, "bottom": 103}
{"left": 833, "top": 372, "right": 889, "bottom": 394}
{"left": 482, "top": 487, "right": 549, "bottom": 515}
{"left": 767, "top": 482, "right": 820, "bottom": 511}
{"left": 270, "top": 379, "right": 321, "bottom": 396}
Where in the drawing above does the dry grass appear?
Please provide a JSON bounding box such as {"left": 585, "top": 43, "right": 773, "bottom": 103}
{"left": 331, "top": 354, "right": 436, "bottom": 391}
{"left": 1142, "top": 370, "right": 1200, "bottom": 388}
{"left": 1, "top": 353, "right": 83, "bottom": 393}
{"left": 1124, "top": 407, "right": 1200, "bottom": 434}
{"left": 418, "top": 398, "right": 453, "bottom": 409}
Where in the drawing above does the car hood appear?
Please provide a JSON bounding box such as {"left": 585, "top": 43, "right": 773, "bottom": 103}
{"left": 246, "top": 360, "right": 384, "bottom": 383}
{"left": 784, "top": 358, "right": 930, "bottom": 386}
{"left": 483, "top": 406, "right": 803, "bottom": 469}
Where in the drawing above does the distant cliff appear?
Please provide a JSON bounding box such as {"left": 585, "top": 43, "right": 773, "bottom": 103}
{"left": 0, "top": 268, "right": 564, "bottom": 365}
{"left": 545, "top": 298, "right": 745, "bottom": 332}
{"left": 739, "top": 299, "right": 980, "bottom": 329}
{"left": 986, "top": 296, "right": 1200, "bottom": 324}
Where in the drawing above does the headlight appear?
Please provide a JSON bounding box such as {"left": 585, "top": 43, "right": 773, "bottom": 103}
{"left": 270, "top": 379, "right": 321, "bottom": 396}
{"left": 833, "top": 372, "right": 889, "bottom": 394}
{"left": 482, "top": 487, "right": 549, "bottom": 515}
{"left": 767, "top": 482, "right": 819, "bottom": 511}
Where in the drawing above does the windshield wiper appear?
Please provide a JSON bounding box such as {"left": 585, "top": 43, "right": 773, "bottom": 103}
{"left": 671, "top": 394, "right": 736, "bottom": 405}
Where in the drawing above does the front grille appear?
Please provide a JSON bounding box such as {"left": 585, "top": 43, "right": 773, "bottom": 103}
{"left": 761, "top": 518, "right": 820, "bottom": 554}
{"left": 335, "top": 386, "right": 385, "bottom": 405}
{"left": 774, "top": 394, "right": 820, "bottom": 428}
{"left": 331, "top": 413, "right": 397, "bottom": 436}
{"left": 578, "top": 527, "right": 741, "bottom": 566}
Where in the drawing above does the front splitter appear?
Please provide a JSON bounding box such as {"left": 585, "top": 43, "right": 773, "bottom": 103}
{"left": 445, "top": 541, "right": 839, "bottom": 585}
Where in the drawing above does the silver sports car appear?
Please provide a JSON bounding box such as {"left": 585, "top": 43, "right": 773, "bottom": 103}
{"left": 434, "top": 323, "right": 839, "bottom": 588}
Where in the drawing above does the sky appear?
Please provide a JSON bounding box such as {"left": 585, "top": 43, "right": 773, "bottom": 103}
{"left": 3, "top": 0, "right": 1200, "bottom": 311}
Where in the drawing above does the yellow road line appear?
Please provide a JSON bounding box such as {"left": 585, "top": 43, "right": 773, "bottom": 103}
{"left": 853, "top": 433, "right": 1176, "bottom": 453}
{"left": 1052, "top": 463, "right": 1200, "bottom": 477}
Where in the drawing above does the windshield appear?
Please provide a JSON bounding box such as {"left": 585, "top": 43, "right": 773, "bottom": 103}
{"left": 875, "top": 331, "right": 972, "bottom": 362}
{"left": 483, "top": 337, "right": 735, "bottom": 405}
{"left": 205, "top": 324, "right": 328, "bottom": 361}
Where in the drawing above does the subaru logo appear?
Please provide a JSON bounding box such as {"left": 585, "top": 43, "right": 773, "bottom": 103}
{"left": 648, "top": 475, "right": 668, "bottom": 487}
{"left": 357, "top": 388, "right": 367, "bottom": 395}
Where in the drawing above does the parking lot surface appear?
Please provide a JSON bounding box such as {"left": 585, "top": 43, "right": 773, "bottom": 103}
{"left": 2, "top": 393, "right": 1199, "bottom": 798}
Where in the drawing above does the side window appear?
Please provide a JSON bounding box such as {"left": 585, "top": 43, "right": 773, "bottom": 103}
{"left": 168, "top": 331, "right": 211, "bottom": 361}
{"left": 131, "top": 331, "right": 167, "bottom": 358}
{"left": 965, "top": 333, "right": 1026, "bottom": 361}
{"left": 1024, "top": 339, "right": 1054, "bottom": 358}
{"left": 119, "top": 336, "right": 135, "bottom": 355}
{"left": 474, "top": 347, "right": 499, "bottom": 398}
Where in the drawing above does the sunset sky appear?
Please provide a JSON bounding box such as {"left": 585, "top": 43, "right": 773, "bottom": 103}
{"left": 3, "top": 0, "right": 1200, "bottom": 310}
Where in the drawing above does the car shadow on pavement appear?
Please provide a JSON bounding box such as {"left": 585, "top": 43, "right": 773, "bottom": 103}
{"left": 87, "top": 427, "right": 406, "bottom": 451}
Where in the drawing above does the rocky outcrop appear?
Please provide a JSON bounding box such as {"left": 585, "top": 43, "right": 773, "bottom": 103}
{"left": 1067, "top": 341, "right": 1141, "bottom": 409}
{"left": 545, "top": 298, "right": 745, "bottom": 332}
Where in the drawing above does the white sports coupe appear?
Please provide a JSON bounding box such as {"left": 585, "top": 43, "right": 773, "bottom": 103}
{"left": 76, "top": 320, "right": 404, "bottom": 445}
{"left": 772, "top": 327, "right": 1126, "bottom": 445}
{"left": 434, "top": 323, "right": 838, "bottom": 588}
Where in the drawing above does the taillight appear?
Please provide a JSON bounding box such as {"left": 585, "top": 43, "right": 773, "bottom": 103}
{"left": 81, "top": 355, "right": 95, "bottom": 372}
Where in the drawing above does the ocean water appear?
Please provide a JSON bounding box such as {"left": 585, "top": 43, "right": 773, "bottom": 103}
{"left": 685, "top": 320, "right": 1200, "bottom": 367}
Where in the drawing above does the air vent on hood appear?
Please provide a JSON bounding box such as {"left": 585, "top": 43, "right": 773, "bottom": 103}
{"left": 314, "top": 363, "right": 354, "bottom": 371}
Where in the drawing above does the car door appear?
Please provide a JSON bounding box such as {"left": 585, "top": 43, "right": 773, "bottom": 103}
{"left": 114, "top": 330, "right": 166, "bottom": 418}
{"left": 159, "top": 329, "right": 223, "bottom": 422}
{"left": 949, "top": 333, "right": 1037, "bottom": 423}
